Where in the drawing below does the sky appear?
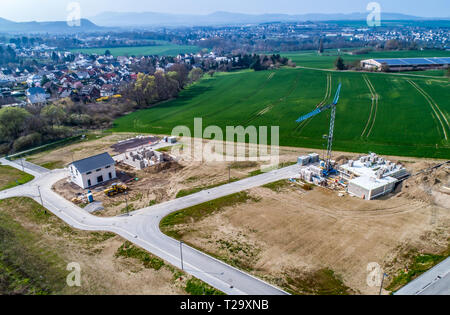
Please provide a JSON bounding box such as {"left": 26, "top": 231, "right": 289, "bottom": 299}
{"left": 1, "top": 0, "right": 449, "bottom": 22}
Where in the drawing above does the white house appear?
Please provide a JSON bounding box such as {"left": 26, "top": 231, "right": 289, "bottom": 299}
{"left": 26, "top": 87, "right": 48, "bottom": 104}
{"left": 69, "top": 152, "right": 117, "bottom": 189}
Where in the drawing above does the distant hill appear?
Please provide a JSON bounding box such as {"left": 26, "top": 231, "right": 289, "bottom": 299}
{"left": 0, "top": 18, "right": 101, "bottom": 33}
{"left": 90, "top": 11, "right": 437, "bottom": 27}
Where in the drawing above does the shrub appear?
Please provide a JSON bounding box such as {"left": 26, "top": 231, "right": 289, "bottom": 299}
{"left": 12, "top": 132, "right": 42, "bottom": 152}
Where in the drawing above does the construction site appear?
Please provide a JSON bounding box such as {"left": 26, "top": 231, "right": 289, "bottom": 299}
{"left": 54, "top": 135, "right": 180, "bottom": 215}
{"left": 23, "top": 130, "right": 449, "bottom": 294}
{"left": 297, "top": 152, "right": 410, "bottom": 200}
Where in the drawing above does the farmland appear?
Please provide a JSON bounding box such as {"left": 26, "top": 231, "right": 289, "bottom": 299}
{"left": 283, "top": 49, "right": 450, "bottom": 70}
{"left": 70, "top": 44, "right": 201, "bottom": 57}
{"left": 113, "top": 62, "right": 450, "bottom": 158}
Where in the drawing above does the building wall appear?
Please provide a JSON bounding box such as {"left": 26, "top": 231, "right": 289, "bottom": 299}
{"left": 348, "top": 182, "right": 371, "bottom": 200}
{"left": 69, "top": 164, "right": 117, "bottom": 189}
{"left": 348, "top": 181, "right": 396, "bottom": 200}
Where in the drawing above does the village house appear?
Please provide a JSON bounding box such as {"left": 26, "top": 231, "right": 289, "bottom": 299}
{"left": 26, "top": 86, "right": 48, "bottom": 104}
{"left": 69, "top": 152, "right": 117, "bottom": 189}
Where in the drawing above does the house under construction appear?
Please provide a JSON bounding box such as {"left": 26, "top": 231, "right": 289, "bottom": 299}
{"left": 298, "top": 152, "right": 409, "bottom": 200}
{"left": 120, "top": 147, "right": 172, "bottom": 170}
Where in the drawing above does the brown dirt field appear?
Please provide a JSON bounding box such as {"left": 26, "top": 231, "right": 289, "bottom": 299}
{"left": 26, "top": 133, "right": 138, "bottom": 169}
{"left": 43, "top": 133, "right": 447, "bottom": 221}
{"left": 0, "top": 197, "right": 187, "bottom": 295}
{"left": 166, "top": 163, "right": 449, "bottom": 295}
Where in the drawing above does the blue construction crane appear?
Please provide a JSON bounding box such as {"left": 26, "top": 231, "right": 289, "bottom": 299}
{"left": 296, "top": 83, "right": 342, "bottom": 176}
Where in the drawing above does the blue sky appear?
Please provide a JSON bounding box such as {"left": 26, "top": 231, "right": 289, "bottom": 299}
{"left": 1, "top": 0, "right": 449, "bottom": 21}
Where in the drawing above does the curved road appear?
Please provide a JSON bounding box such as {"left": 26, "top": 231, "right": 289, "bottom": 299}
{"left": 0, "top": 157, "right": 301, "bottom": 295}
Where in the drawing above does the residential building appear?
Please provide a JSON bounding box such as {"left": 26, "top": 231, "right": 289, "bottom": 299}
{"left": 69, "top": 152, "right": 117, "bottom": 189}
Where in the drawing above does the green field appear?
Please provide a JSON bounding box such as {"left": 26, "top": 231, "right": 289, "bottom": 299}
{"left": 70, "top": 44, "right": 201, "bottom": 56}
{"left": 0, "top": 165, "right": 34, "bottom": 191}
{"left": 283, "top": 49, "right": 450, "bottom": 70}
{"left": 112, "top": 52, "right": 450, "bottom": 159}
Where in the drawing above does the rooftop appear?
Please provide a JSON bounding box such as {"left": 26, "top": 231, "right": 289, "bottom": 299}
{"left": 349, "top": 174, "right": 398, "bottom": 190}
{"left": 366, "top": 57, "right": 450, "bottom": 66}
{"left": 71, "top": 152, "right": 115, "bottom": 174}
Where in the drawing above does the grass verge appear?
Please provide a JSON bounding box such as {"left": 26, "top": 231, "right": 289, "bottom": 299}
{"left": 0, "top": 165, "right": 34, "bottom": 191}
{"left": 0, "top": 202, "right": 67, "bottom": 294}
{"left": 284, "top": 268, "right": 353, "bottom": 295}
{"left": 262, "top": 180, "right": 292, "bottom": 192}
{"left": 115, "top": 241, "right": 224, "bottom": 295}
{"left": 387, "top": 246, "right": 450, "bottom": 292}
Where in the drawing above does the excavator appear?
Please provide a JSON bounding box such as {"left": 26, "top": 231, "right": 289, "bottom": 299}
{"left": 104, "top": 183, "right": 128, "bottom": 197}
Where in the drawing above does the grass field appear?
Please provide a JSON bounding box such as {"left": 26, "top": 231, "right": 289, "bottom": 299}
{"left": 112, "top": 64, "right": 450, "bottom": 158}
{"left": 283, "top": 49, "right": 450, "bottom": 70}
{"left": 0, "top": 165, "right": 34, "bottom": 191}
{"left": 70, "top": 44, "right": 201, "bottom": 56}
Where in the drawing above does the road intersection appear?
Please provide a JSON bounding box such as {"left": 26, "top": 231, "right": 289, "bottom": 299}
{"left": 0, "top": 157, "right": 301, "bottom": 295}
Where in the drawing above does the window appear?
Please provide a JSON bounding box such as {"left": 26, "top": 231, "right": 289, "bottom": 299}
{"left": 87, "top": 179, "right": 91, "bottom": 187}
{"left": 106, "top": 165, "right": 111, "bottom": 169}
{"left": 87, "top": 171, "right": 92, "bottom": 175}
{"left": 109, "top": 172, "right": 112, "bottom": 179}
{"left": 97, "top": 176, "right": 103, "bottom": 184}
{"left": 96, "top": 169, "right": 101, "bottom": 172}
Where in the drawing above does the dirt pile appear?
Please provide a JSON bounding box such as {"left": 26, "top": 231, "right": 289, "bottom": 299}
{"left": 399, "top": 163, "right": 449, "bottom": 206}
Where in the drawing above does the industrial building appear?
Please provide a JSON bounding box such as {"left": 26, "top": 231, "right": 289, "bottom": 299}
{"left": 361, "top": 57, "right": 450, "bottom": 72}
{"left": 339, "top": 153, "right": 409, "bottom": 200}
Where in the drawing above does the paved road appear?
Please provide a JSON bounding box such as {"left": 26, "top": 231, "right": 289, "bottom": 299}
{"left": 1, "top": 157, "right": 50, "bottom": 177}
{"left": 0, "top": 157, "right": 301, "bottom": 295}
{"left": 395, "top": 257, "right": 450, "bottom": 295}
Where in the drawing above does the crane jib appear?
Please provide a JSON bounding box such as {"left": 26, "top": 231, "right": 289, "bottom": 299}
{"left": 295, "top": 83, "right": 341, "bottom": 123}
{"left": 296, "top": 108, "right": 321, "bottom": 123}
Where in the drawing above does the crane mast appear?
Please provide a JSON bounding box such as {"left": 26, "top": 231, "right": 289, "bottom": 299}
{"left": 325, "top": 104, "right": 336, "bottom": 173}
{"left": 296, "top": 83, "right": 341, "bottom": 175}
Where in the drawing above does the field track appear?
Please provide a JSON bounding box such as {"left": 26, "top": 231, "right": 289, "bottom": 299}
{"left": 361, "top": 75, "right": 379, "bottom": 138}
{"left": 408, "top": 79, "right": 449, "bottom": 141}
{"left": 244, "top": 72, "right": 301, "bottom": 125}
{"left": 113, "top": 63, "right": 450, "bottom": 159}
{"left": 294, "top": 73, "right": 332, "bottom": 134}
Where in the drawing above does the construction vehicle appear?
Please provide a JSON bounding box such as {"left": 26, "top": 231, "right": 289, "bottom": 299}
{"left": 104, "top": 183, "right": 128, "bottom": 197}
{"left": 296, "top": 83, "right": 342, "bottom": 177}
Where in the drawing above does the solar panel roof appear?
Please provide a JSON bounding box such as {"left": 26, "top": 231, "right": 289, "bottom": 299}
{"left": 373, "top": 57, "right": 450, "bottom": 66}
{"left": 403, "top": 58, "right": 435, "bottom": 65}
{"left": 374, "top": 59, "right": 408, "bottom": 66}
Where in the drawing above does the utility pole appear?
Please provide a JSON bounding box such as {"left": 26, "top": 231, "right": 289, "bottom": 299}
{"left": 379, "top": 273, "right": 388, "bottom": 295}
{"left": 20, "top": 158, "right": 25, "bottom": 172}
{"left": 37, "top": 186, "right": 43, "bottom": 206}
{"left": 228, "top": 165, "right": 231, "bottom": 183}
{"left": 124, "top": 192, "right": 129, "bottom": 216}
{"left": 180, "top": 241, "right": 184, "bottom": 271}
